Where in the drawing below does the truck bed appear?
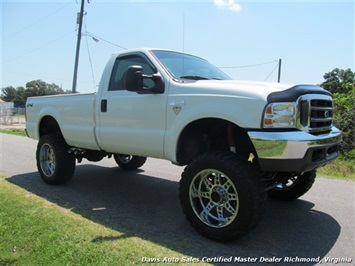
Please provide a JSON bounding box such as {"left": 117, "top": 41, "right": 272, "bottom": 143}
{"left": 26, "top": 92, "right": 101, "bottom": 150}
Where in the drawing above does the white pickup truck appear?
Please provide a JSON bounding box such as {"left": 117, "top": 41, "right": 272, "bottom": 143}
{"left": 26, "top": 48, "right": 342, "bottom": 241}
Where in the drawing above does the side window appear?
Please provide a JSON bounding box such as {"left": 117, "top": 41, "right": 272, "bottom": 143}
{"left": 109, "top": 55, "right": 155, "bottom": 91}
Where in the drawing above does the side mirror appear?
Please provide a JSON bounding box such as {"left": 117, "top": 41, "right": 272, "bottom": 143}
{"left": 124, "top": 65, "right": 144, "bottom": 92}
{"left": 124, "top": 65, "right": 164, "bottom": 94}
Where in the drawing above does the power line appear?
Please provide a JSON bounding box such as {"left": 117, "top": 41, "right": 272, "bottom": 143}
{"left": 219, "top": 60, "right": 278, "bottom": 69}
{"left": 2, "top": 2, "right": 74, "bottom": 42}
{"left": 219, "top": 59, "right": 282, "bottom": 82}
{"left": 85, "top": 31, "right": 127, "bottom": 50}
{"left": 3, "top": 30, "right": 75, "bottom": 64}
{"left": 84, "top": 15, "right": 96, "bottom": 91}
{"left": 264, "top": 62, "right": 280, "bottom": 81}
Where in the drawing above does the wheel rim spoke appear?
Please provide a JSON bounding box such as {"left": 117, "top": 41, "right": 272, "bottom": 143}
{"left": 225, "top": 202, "right": 237, "bottom": 214}
{"left": 190, "top": 183, "right": 199, "bottom": 198}
{"left": 216, "top": 206, "right": 224, "bottom": 219}
{"left": 202, "top": 175, "right": 213, "bottom": 190}
{"left": 191, "top": 183, "right": 210, "bottom": 199}
{"left": 200, "top": 201, "right": 214, "bottom": 223}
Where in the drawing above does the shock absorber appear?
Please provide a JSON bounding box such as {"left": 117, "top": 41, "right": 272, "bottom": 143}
{"left": 228, "top": 123, "right": 236, "bottom": 153}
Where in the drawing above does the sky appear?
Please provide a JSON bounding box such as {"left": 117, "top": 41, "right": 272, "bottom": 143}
{"left": 1, "top": 0, "right": 354, "bottom": 94}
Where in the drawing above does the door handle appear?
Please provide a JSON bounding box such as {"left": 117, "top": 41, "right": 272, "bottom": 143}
{"left": 101, "top": 99, "right": 107, "bottom": 112}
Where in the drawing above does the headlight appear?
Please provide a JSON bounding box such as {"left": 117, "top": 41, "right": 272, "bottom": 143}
{"left": 263, "top": 102, "right": 296, "bottom": 128}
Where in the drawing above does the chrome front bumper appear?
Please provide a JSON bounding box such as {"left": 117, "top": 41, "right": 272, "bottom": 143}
{"left": 248, "top": 127, "right": 342, "bottom": 173}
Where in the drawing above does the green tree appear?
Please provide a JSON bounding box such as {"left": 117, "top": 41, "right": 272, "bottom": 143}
{"left": 321, "top": 68, "right": 355, "bottom": 94}
{"left": 320, "top": 68, "right": 355, "bottom": 155}
{"left": 1, "top": 80, "right": 71, "bottom": 106}
{"left": 1, "top": 86, "right": 17, "bottom": 102}
{"left": 25, "top": 79, "right": 64, "bottom": 97}
{"left": 333, "top": 87, "right": 355, "bottom": 152}
{"left": 14, "top": 86, "right": 26, "bottom": 106}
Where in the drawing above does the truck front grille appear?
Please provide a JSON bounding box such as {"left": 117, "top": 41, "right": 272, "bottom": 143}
{"left": 299, "top": 95, "right": 333, "bottom": 134}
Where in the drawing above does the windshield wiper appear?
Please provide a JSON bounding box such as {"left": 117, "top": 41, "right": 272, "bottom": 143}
{"left": 180, "top": 75, "right": 209, "bottom": 80}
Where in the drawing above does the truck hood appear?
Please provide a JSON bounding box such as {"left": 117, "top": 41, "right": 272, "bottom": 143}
{"left": 183, "top": 80, "right": 294, "bottom": 101}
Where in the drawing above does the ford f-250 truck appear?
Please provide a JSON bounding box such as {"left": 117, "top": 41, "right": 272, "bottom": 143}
{"left": 26, "top": 48, "right": 342, "bottom": 241}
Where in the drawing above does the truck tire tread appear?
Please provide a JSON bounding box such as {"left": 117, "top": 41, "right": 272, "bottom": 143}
{"left": 36, "top": 134, "right": 75, "bottom": 185}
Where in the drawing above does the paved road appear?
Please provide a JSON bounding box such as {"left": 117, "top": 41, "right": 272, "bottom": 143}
{"left": 1, "top": 133, "right": 354, "bottom": 265}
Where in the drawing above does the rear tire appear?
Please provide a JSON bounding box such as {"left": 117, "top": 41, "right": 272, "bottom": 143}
{"left": 267, "top": 170, "right": 316, "bottom": 201}
{"left": 114, "top": 154, "right": 147, "bottom": 170}
{"left": 179, "top": 151, "right": 266, "bottom": 241}
{"left": 36, "top": 134, "right": 75, "bottom": 185}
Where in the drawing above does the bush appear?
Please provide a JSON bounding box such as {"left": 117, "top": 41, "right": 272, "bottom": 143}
{"left": 320, "top": 68, "right": 355, "bottom": 154}
{"left": 333, "top": 89, "right": 355, "bottom": 152}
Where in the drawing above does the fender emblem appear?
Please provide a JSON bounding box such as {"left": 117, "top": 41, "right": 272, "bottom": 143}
{"left": 170, "top": 99, "right": 185, "bottom": 115}
{"left": 173, "top": 106, "right": 182, "bottom": 115}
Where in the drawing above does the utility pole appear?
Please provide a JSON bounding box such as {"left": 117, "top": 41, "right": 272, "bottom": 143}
{"left": 277, "top": 59, "right": 282, "bottom": 83}
{"left": 72, "top": 0, "right": 85, "bottom": 93}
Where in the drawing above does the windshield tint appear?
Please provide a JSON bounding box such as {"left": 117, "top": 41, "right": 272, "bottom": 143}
{"left": 152, "top": 50, "right": 231, "bottom": 80}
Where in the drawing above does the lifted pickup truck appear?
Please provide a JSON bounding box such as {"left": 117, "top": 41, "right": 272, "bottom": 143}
{"left": 26, "top": 48, "right": 342, "bottom": 241}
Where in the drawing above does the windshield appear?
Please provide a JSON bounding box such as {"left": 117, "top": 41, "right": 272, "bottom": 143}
{"left": 151, "top": 50, "right": 231, "bottom": 80}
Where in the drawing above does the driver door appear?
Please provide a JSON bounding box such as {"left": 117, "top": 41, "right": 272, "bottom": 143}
{"left": 97, "top": 53, "right": 167, "bottom": 158}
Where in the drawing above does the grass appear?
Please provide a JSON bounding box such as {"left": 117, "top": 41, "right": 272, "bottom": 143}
{"left": 0, "top": 176, "right": 195, "bottom": 265}
{"left": 0, "top": 128, "right": 26, "bottom": 137}
{"left": 318, "top": 156, "right": 355, "bottom": 181}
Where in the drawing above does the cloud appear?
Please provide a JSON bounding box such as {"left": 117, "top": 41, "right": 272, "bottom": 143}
{"left": 214, "top": 0, "right": 241, "bottom": 12}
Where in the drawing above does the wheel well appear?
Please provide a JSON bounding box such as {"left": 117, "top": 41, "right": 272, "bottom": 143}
{"left": 176, "top": 118, "right": 256, "bottom": 165}
{"left": 39, "top": 116, "right": 62, "bottom": 138}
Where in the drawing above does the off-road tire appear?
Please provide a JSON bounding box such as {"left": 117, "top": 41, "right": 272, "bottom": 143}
{"left": 267, "top": 170, "right": 316, "bottom": 201}
{"left": 114, "top": 154, "right": 147, "bottom": 170}
{"left": 36, "top": 134, "right": 75, "bottom": 185}
{"left": 179, "top": 151, "right": 266, "bottom": 241}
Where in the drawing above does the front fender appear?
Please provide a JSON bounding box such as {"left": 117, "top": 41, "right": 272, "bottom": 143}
{"left": 163, "top": 94, "right": 265, "bottom": 163}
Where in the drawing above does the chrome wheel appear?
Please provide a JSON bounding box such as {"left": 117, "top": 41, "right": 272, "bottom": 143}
{"left": 39, "top": 143, "right": 56, "bottom": 177}
{"left": 113, "top": 154, "right": 147, "bottom": 170}
{"left": 275, "top": 176, "right": 298, "bottom": 190}
{"left": 189, "top": 169, "right": 239, "bottom": 228}
{"left": 180, "top": 152, "right": 266, "bottom": 241}
{"left": 268, "top": 171, "right": 316, "bottom": 201}
{"left": 116, "top": 154, "right": 133, "bottom": 164}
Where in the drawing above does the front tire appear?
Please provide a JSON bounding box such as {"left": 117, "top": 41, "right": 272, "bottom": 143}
{"left": 113, "top": 154, "right": 147, "bottom": 170}
{"left": 36, "top": 134, "right": 75, "bottom": 185}
{"left": 267, "top": 170, "right": 316, "bottom": 201}
{"left": 179, "top": 151, "right": 266, "bottom": 241}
